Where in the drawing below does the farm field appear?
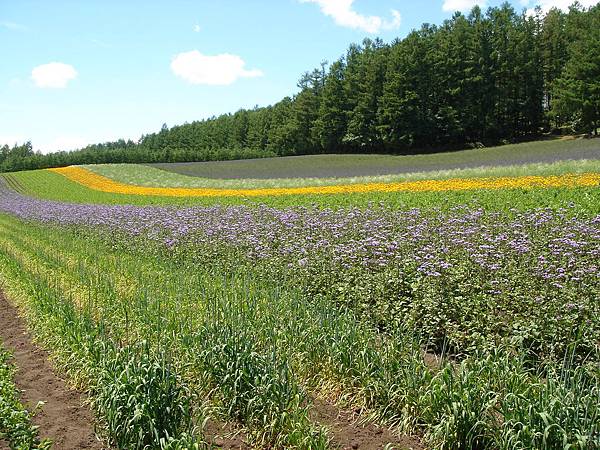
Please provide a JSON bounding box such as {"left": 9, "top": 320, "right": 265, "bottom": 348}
{"left": 89, "top": 156, "right": 600, "bottom": 190}
{"left": 4, "top": 158, "right": 600, "bottom": 212}
{"left": 3, "top": 0, "right": 600, "bottom": 448}
{"left": 149, "top": 138, "right": 600, "bottom": 180}
{"left": 0, "top": 154, "right": 599, "bottom": 449}
{"left": 0, "top": 343, "right": 50, "bottom": 449}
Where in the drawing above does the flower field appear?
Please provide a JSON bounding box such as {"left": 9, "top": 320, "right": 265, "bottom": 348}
{"left": 5, "top": 162, "right": 600, "bottom": 213}
{"left": 0, "top": 160, "right": 599, "bottom": 449}
{"left": 145, "top": 138, "right": 600, "bottom": 180}
{"left": 50, "top": 165, "right": 600, "bottom": 197}
{"left": 85, "top": 157, "right": 600, "bottom": 190}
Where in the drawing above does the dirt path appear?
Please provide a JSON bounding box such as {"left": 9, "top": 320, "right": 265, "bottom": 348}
{"left": 203, "top": 398, "right": 425, "bottom": 450}
{"left": 0, "top": 291, "right": 104, "bottom": 450}
{"left": 311, "top": 397, "right": 425, "bottom": 450}
{"left": 203, "top": 419, "right": 250, "bottom": 449}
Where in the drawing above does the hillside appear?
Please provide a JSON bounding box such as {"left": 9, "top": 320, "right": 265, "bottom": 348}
{"left": 149, "top": 137, "right": 600, "bottom": 179}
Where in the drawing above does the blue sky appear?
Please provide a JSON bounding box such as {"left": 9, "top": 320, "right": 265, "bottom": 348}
{"left": 0, "top": 0, "right": 593, "bottom": 152}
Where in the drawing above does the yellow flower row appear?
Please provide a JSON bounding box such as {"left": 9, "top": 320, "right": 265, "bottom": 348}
{"left": 49, "top": 166, "right": 600, "bottom": 198}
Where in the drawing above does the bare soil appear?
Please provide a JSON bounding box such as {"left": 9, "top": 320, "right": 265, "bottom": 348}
{"left": 0, "top": 291, "right": 104, "bottom": 449}
{"left": 203, "top": 419, "right": 250, "bottom": 449}
{"left": 310, "top": 397, "right": 425, "bottom": 450}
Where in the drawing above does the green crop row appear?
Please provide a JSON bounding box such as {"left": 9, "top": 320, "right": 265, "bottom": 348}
{"left": 0, "top": 215, "right": 327, "bottom": 449}
{"left": 0, "top": 214, "right": 598, "bottom": 449}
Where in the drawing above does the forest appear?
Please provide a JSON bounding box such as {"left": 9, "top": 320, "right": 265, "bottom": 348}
{"left": 2, "top": 2, "right": 599, "bottom": 173}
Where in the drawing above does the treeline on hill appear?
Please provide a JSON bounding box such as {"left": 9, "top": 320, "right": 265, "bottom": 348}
{"left": 2, "top": 2, "right": 599, "bottom": 173}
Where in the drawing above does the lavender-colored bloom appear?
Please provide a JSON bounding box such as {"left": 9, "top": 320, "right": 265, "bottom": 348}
{"left": 0, "top": 180, "right": 598, "bottom": 294}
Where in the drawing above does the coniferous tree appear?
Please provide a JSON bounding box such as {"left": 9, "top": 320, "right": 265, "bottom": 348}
{"left": 345, "top": 38, "right": 388, "bottom": 150}
{"left": 552, "top": 5, "right": 600, "bottom": 134}
{"left": 314, "top": 60, "right": 348, "bottom": 152}
{"left": 541, "top": 7, "right": 568, "bottom": 119}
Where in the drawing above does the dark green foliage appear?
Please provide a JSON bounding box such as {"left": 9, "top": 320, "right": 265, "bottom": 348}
{"left": 2, "top": 3, "right": 600, "bottom": 173}
{"left": 0, "top": 142, "right": 35, "bottom": 173}
{"left": 314, "top": 61, "right": 347, "bottom": 152}
{"left": 551, "top": 4, "right": 600, "bottom": 134}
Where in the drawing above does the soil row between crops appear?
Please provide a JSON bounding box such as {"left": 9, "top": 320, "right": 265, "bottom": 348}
{"left": 0, "top": 290, "right": 103, "bottom": 450}
{"left": 0, "top": 286, "right": 425, "bottom": 449}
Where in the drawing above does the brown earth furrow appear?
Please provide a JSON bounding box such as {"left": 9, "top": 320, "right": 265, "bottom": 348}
{"left": 203, "top": 419, "right": 250, "bottom": 449}
{"left": 310, "top": 397, "right": 425, "bottom": 450}
{"left": 0, "top": 290, "right": 104, "bottom": 450}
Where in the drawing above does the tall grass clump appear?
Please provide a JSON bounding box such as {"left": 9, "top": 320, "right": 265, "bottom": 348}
{"left": 93, "top": 341, "right": 196, "bottom": 450}
{"left": 197, "top": 323, "right": 328, "bottom": 449}
{"left": 498, "top": 364, "right": 600, "bottom": 449}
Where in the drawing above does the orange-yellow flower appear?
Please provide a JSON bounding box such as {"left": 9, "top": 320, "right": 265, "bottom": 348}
{"left": 49, "top": 166, "right": 600, "bottom": 198}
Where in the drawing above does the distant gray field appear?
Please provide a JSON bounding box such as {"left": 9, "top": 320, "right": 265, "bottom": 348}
{"left": 150, "top": 138, "right": 600, "bottom": 180}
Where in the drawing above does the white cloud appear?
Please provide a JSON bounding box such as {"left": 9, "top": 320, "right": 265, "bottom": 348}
{"left": 193, "top": 24, "right": 201, "bottom": 32}
{"left": 91, "top": 38, "right": 111, "bottom": 48}
{"left": 442, "top": 0, "right": 487, "bottom": 12}
{"left": 301, "top": 0, "right": 401, "bottom": 34}
{"left": 0, "top": 21, "right": 27, "bottom": 31}
{"left": 31, "top": 62, "right": 78, "bottom": 88}
{"left": 170, "top": 50, "right": 263, "bottom": 86}
{"left": 526, "top": 0, "right": 598, "bottom": 14}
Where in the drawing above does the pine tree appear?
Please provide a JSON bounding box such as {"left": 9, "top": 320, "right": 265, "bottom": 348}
{"left": 552, "top": 5, "right": 600, "bottom": 134}
{"left": 345, "top": 38, "right": 388, "bottom": 150}
{"left": 314, "top": 60, "right": 347, "bottom": 152}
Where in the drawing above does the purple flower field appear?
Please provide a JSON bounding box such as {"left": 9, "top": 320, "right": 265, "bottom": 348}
{"left": 1, "top": 179, "right": 599, "bottom": 358}
{"left": 1, "top": 177, "right": 600, "bottom": 449}
{"left": 2, "top": 180, "right": 598, "bottom": 287}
